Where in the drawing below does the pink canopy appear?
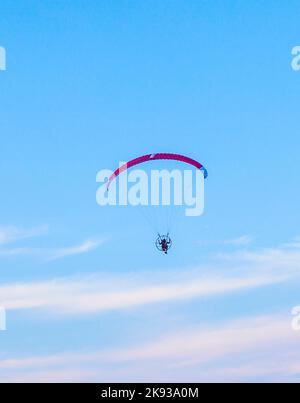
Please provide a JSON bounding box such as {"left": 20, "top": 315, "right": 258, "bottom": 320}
{"left": 107, "top": 153, "right": 208, "bottom": 189}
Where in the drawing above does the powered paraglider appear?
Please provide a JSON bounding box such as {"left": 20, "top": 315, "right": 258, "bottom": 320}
{"left": 107, "top": 153, "right": 208, "bottom": 254}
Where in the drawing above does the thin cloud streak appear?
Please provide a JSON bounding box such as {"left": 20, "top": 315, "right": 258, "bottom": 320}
{"left": 0, "top": 271, "right": 292, "bottom": 315}
{"left": 284, "top": 237, "right": 300, "bottom": 249}
{"left": 0, "top": 247, "right": 41, "bottom": 257}
{"left": 0, "top": 225, "right": 48, "bottom": 245}
{"left": 199, "top": 235, "right": 253, "bottom": 247}
{"left": 0, "top": 239, "right": 106, "bottom": 261}
{"left": 219, "top": 247, "right": 300, "bottom": 268}
{"left": 47, "top": 239, "right": 106, "bottom": 261}
{"left": 0, "top": 240, "right": 299, "bottom": 315}
{"left": 0, "top": 314, "right": 299, "bottom": 382}
{"left": 223, "top": 235, "right": 253, "bottom": 246}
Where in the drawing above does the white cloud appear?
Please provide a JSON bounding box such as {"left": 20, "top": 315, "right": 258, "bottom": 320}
{"left": 0, "top": 368, "right": 101, "bottom": 383}
{"left": 199, "top": 235, "right": 253, "bottom": 247}
{"left": 223, "top": 235, "right": 253, "bottom": 246}
{"left": 0, "top": 247, "right": 40, "bottom": 257}
{"left": 0, "top": 267, "right": 292, "bottom": 315}
{"left": 284, "top": 237, "right": 300, "bottom": 249}
{"left": 0, "top": 225, "right": 48, "bottom": 245}
{"left": 0, "top": 314, "right": 299, "bottom": 382}
{"left": 106, "top": 314, "right": 296, "bottom": 363}
{"left": 47, "top": 239, "right": 105, "bottom": 261}
{"left": 1, "top": 239, "right": 300, "bottom": 382}
{"left": 0, "top": 239, "right": 299, "bottom": 315}
{"left": 0, "top": 238, "right": 105, "bottom": 260}
{"left": 219, "top": 246, "right": 300, "bottom": 269}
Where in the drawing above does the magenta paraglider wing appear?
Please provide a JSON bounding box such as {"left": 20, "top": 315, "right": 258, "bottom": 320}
{"left": 107, "top": 153, "right": 208, "bottom": 189}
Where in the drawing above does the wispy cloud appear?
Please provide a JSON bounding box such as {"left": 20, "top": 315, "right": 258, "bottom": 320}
{"left": 105, "top": 314, "right": 299, "bottom": 365}
{"left": 0, "top": 225, "right": 48, "bottom": 245}
{"left": 284, "top": 237, "right": 300, "bottom": 249}
{"left": 1, "top": 239, "right": 299, "bottom": 315}
{"left": 0, "top": 247, "right": 41, "bottom": 257}
{"left": 219, "top": 245, "right": 300, "bottom": 269}
{"left": 0, "top": 313, "right": 299, "bottom": 382}
{"left": 1, "top": 239, "right": 300, "bottom": 382}
{"left": 47, "top": 239, "right": 105, "bottom": 261}
{"left": 0, "top": 238, "right": 105, "bottom": 261}
{"left": 199, "top": 235, "right": 253, "bottom": 247}
{"left": 222, "top": 235, "right": 253, "bottom": 246}
{"left": 0, "top": 272, "right": 286, "bottom": 314}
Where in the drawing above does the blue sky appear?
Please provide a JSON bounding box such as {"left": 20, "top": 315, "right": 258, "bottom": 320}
{"left": 0, "top": 0, "right": 300, "bottom": 382}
